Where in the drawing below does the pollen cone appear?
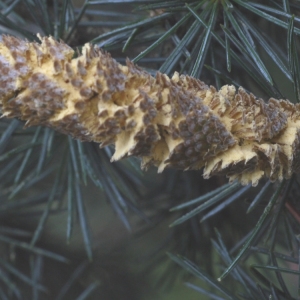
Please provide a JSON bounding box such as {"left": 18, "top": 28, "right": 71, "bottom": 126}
{"left": 0, "top": 35, "right": 299, "bottom": 186}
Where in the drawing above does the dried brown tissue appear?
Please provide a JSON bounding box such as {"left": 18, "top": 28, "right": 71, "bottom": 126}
{"left": 0, "top": 34, "right": 299, "bottom": 186}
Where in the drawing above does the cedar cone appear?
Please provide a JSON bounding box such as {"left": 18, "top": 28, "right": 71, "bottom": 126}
{"left": 0, "top": 35, "right": 299, "bottom": 186}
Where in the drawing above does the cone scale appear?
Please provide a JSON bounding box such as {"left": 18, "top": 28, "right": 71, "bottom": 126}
{"left": 0, "top": 35, "right": 299, "bottom": 186}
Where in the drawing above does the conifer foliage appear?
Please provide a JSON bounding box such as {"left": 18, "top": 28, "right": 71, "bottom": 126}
{"left": 0, "top": 0, "right": 299, "bottom": 299}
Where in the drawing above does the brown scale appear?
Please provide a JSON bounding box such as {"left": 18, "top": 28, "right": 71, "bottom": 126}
{"left": 230, "top": 88, "right": 288, "bottom": 141}
{"left": 1, "top": 35, "right": 300, "bottom": 186}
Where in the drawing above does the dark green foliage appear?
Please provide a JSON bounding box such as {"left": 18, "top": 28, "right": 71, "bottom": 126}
{"left": 0, "top": 0, "right": 300, "bottom": 299}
